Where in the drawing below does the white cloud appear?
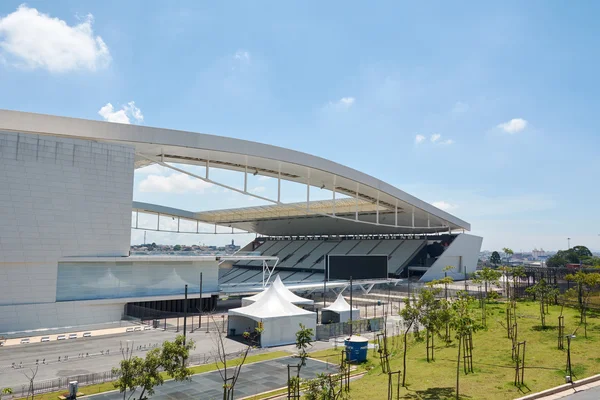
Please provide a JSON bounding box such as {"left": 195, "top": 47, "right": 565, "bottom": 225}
{"left": 139, "top": 173, "right": 213, "bottom": 194}
{"left": 430, "top": 133, "right": 441, "bottom": 143}
{"left": 258, "top": 175, "right": 271, "bottom": 181}
{"left": 234, "top": 50, "right": 250, "bottom": 63}
{"left": 433, "top": 201, "right": 458, "bottom": 211}
{"left": 439, "top": 139, "right": 454, "bottom": 145}
{"left": 326, "top": 97, "right": 355, "bottom": 111}
{"left": 452, "top": 101, "right": 469, "bottom": 113}
{"left": 415, "top": 134, "right": 426, "bottom": 144}
{"left": 98, "top": 101, "right": 144, "bottom": 124}
{"left": 0, "top": 5, "right": 110, "bottom": 72}
{"left": 251, "top": 186, "right": 266, "bottom": 193}
{"left": 498, "top": 118, "right": 527, "bottom": 134}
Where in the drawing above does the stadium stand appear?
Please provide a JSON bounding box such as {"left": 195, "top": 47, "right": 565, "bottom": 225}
{"left": 387, "top": 239, "right": 427, "bottom": 275}
{"left": 348, "top": 239, "right": 381, "bottom": 254}
{"left": 225, "top": 237, "right": 441, "bottom": 287}
{"left": 278, "top": 240, "right": 323, "bottom": 267}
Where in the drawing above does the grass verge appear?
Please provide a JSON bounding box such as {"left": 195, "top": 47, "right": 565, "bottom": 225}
{"left": 309, "top": 301, "right": 600, "bottom": 400}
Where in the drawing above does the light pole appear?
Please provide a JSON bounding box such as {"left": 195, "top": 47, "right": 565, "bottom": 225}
{"left": 567, "top": 238, "right": 571, "bottom": 250}
{"left": 565, "top": 334, "right": 575, "bottom": 383}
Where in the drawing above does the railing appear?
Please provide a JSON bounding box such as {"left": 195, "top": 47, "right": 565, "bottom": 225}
{"left": 316, "top": 318, "right": 384, "bottom": 340}
{"left": 7, "top": 347, "right": 267, "bottom": 399}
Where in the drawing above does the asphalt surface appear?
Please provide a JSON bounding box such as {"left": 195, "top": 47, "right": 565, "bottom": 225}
{"left": 561, "top": 385, "right": 600, "bottom": 399}
{"left": 87, "top": 357, "right": 334, "bottom": 400}
{"left": 0, "top": 327, "right": 248, "bottom": 391}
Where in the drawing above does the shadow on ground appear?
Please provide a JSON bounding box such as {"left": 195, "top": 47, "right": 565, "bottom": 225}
{"left": 403, "top": 386, "right": 463, "bottom": 399}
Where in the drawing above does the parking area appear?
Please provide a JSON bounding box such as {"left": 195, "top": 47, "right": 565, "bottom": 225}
{"left": 87, "top": 356, "right": 335, "bottom": 400}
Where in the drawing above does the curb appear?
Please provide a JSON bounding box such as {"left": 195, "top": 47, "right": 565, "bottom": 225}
{"left": 515, "top": 373, "right": 600, "bottom": 400}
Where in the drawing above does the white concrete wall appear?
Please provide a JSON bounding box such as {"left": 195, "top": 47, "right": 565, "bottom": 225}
{"left": 0, "top": 131, "right": 134, "bottom": 308}
{"left": 0, "top": 302, "right": 124, "bottom": 334}
{"left": 420, "top": 234, "right": 483, "bottom": 282}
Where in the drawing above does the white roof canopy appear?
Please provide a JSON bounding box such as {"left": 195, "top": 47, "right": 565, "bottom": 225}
{"left": 241, "top": 275, "right": 314, "bottom": 306}
{"left": 323, "top": 292, "right": 359, "bottom": 312}
{"left": 229, "top": 284, "right": 314, "bottom": 320}
{"left": 0, "top": 109, "right": 470, "bottom": 235}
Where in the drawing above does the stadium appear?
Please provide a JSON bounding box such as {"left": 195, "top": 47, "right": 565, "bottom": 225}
{"left": 0, "top": 109, "right": 482, "bottom": 334}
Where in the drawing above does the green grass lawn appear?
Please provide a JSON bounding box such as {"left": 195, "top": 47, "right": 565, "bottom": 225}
{"left": 309, "top": 301, "right": 600, "bottom": 400}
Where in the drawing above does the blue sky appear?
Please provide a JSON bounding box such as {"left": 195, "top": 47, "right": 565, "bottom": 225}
{"left": 1, "top": 1, "right": 599, "bottom": 252}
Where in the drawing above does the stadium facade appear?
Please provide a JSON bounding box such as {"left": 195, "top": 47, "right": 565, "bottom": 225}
{"left": 0, "top": 109, "right": 482, "bottom": 334}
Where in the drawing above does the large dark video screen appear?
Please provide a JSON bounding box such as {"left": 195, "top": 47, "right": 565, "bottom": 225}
{"left": 327, "top": 255, "right": 388, "bottom": 280}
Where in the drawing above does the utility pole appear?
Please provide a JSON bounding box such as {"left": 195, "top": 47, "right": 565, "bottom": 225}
{"left": 349, "top": 276, "right": 353, "bottom": 336}
{"left": 183, "top": 285, "right": 188, "bottom": 345}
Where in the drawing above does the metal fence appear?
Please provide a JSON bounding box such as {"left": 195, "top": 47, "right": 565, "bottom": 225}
{"left": 316, "top": 317, "right": 384, "bottom": 340}
{"left": 7, "top": 347, "right": 267, "bottom": 399}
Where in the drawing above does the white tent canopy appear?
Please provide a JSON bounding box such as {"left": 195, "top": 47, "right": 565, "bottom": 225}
{"left": 321, "top": 293, "right": 360, "bottom": 324}
{"left": 241, "top": 275, "right": 314, "bottom": 306}
{"left": 228, "top": 284, "right": 316, "bottom": 347}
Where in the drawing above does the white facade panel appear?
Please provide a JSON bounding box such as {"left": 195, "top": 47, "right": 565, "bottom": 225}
{"left": 0, "top": 132, "right": 134, "bottom": 309}
{"left": 420, "top": 234, "right": 483, "bottom": 282}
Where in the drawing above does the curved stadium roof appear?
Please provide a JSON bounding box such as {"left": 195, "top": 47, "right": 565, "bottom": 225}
{"left": 0, "top": 109, "right": 470, "bottom": 235}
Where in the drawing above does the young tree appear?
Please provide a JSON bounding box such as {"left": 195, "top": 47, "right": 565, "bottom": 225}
{"left": 472, "top": 267, "right": 502, "bottom": 301}
{"left": 419, "top": 285, "right": 450, "bottom": 361}
{"left": 399, "top": 293, "right": 421, "bottom": 386}
{"left": 22, "top": 366, "right": 38, "bottom": 400}
{"left": 450, "top": 292, "right": 481, "bottom": 400}
{"left": 160, "top": 335, "right": 195, "bottom": 381}
{"left": 525, "top": 279, "right": 557, "bottom": 329}
{"left": 296, "top": 323, "right": 314, "bottom": 367}
{"left": 132, "top": 349, "right": 164, "bottom": 400}
{"left": 112, "top": 335, "right": 195, "bottom": 400}
{"left": 1, "top": 388, "right": 13, "bottom": 400}
{"left": 212, "top": 318, "right": 263, "bottom": 400}
{"left": 303, "top": 373, "right": 349, "bottom": 400}
{"left": 565, "top": 271, "right": 600, "bottom": 338}
{"left": 113, "top": 344, "right": 137, "bottom": 400}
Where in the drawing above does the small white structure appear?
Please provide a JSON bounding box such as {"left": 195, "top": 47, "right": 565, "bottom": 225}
{"left": 228, "top": 284, "right": 316, "bottom": 347}
{"left": 321, "top": 293, "right": 360, "bottom": 324}
{"left": 241, "top": 275, "right": 314, "bottom": 307}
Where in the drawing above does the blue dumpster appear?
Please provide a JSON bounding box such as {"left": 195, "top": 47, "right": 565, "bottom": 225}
{"left": 345, "top": 336, "right": 369, "bottom": 363}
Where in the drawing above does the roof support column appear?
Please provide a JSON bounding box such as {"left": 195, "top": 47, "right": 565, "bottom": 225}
{"left": 332, "top": 175, "right": 336, "bottom": 216}
{"left": 157, "top": 213, "right": 160, "bottom": 231}
{"left": 136, "top": 210, "right": 139, "bottom": 229}
{"left": 306, "top": 169, "right": 310, "bottom": 211}
{"left": 205, "top": 160, "right": 210, "bottom": 179}
{"left": 244, "top": 157, "right": 248, "bottom": 192}
{"left": 394, "top": 201, "right": 398, "bottom": 227}
{"left": 412, "top": 207, "right": 415, "bottom": 228}
{"left": 376, "top": 191, "right": 380, "bottom": 225}
{"left": 355, "top": 183, "right": 359, "bottom": 221}
{"left": 177, "top": 217, "right": 180, "bottom": 233}
{"left": 277, "top": 163, "right": 281, "bottom": 203}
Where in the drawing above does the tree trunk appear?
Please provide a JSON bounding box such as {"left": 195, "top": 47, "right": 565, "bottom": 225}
{"left": 456, "top": 334, "right": 461, "bottom": 400}
{"left": 484, "top": 281, "right": 488, "bottom": 302}
{"left": 402, "top": 322, "right": 412, "bottom": 387}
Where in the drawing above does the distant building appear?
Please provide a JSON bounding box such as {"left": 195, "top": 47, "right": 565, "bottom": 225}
{"left": 532, "top": 248, "right": 546, "bottom": 259}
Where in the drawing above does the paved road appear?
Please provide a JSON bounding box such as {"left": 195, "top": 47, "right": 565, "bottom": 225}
{"left": 0, "top": 328, "right": 248, "bottom": 391}
{"left": 561, "top": 385, "right": 600, "bottom": 399}
{"left": 87, "top": 357, "right": 334, "bottom": 400}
